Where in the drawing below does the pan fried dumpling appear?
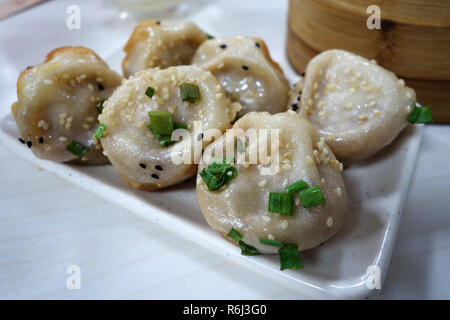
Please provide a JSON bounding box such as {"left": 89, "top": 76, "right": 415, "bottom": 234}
{"left": 196, "top": 111, "right": 347, "bottom": 254}
{"left": 11, "top": 46, "right": 123, "bottom": 164}
{"left": 99, "top": 65, "right": 240, "bottom": 190}
{"left": 297, "top": 49, "right": 416, "bottom": 163}
{"left": 122, "top": 20, "right": 208, "bottom": 77}
{"left": 192, "top": 36, "right": 289, "bottom": 117}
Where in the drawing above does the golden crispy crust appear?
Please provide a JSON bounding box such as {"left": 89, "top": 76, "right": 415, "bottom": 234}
{"left": 254, "top": 37, "right": 284, "bottom": 74}
{"left": 117, "top": 171, "right": 160, "bottom": 191}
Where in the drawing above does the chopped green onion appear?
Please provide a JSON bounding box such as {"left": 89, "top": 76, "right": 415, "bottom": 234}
{"left": 95, "top": 123, "right": 107, "bottom": 139}
{"left": 66, "top": 141, "right": 89, "bottom": 158}
{"left": 285, "top": 179, "right": 308, "bottom": 194}
{"left": 148, "top": 111, "right": 174, "bottom": 135}
{"left": 279, "top": 243, "right": 303, "bottom": 270}
{"left": 145, "top": 86, "right": 155, "bottom": 98}
{"left": 147, "top": 121, "right": 187, "bottom": 148}
{"left": 407, "top": 103, "right": 434, "bottom": 124}
{"left": 259, "top": 238, "right": 284, "bottom": 247}
{"left": 96, "top": 100, "right": 105, "bottom": 114}
{"left": 268, "top": 192, "right": 293, "bottom": 215}
{"left": 174, "top": 123, "right": 188, "bottom": 130}
{"left": 200, "top": 158, "right": 238, "bottom": 191}
{"left": 206, "top": 33, "right": 214, "bottom": 39}
{"left": 179, "top": 83, "right": 201, "bottom": 103}
{"left": 238, "top": 240, "right": 259, "bottom": 256}
{"left": 227, "top": 228, "right": 242, "bottom": 243}
{"left": 235, "top": 138, "right": 245, "bottom": 153}
{"left": 299, "top": 186, "right": 326, "bottom": 208}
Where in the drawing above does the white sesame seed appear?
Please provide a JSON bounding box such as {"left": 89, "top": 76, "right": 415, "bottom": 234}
{"left": 344, "top": 103, "right": 353, "bottom": 110}
{"left": 373, "top": 109, "right": 381, "bottom": 116}
{"left": 359, "top": 115, "right": 368, "bottom": 121}
{"left": 326, "top": 217, "right": 334, "bottom": 227}
{"left": 44, "top": 79, "right": 53, "bottom": 85}
{"left": 280, "top": 220, "right": 288, "bottom": 229}
{"left": 336, "top": 187, "right": 342, "bottom": 196}
{"left": 261, "top": 215, "right": 271, "bottom": 222}
{"left": 258, "top": 179, "right": 267, "bottom": 187}
{"left": 267, "top": 234, "right": 275, "bottom": 240}
{"left": 368, "top": 100, "right": 377, "bottom": 107}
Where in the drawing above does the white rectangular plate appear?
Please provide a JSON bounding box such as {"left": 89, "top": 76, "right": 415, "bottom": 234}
{"left": 0, "top": 1, "right": 424, "bottom": 299}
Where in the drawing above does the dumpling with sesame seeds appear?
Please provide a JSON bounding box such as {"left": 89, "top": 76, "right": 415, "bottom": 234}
{"left": 99, "top": 65, "right": 241, "bottom": 191}
{"left": 122, "top": 20, "right": 208, "bottom": 78}
{"left": 196, "top": 111, "right": 347, "bottom": 254}
{"left": 192, "top": 36, "right": 289, "bottom": 118}
{"left": 296, "top": 49, "right": 416, "bottom": 164}
{"left": 11, "top": 46, "right": 123, "bottom": 164}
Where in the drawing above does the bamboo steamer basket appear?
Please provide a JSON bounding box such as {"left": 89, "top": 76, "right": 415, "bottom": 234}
{"left": 287, "top": 0, "right": 450, "bottom": 123}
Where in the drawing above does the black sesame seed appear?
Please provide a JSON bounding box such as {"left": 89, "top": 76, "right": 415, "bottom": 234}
{"left": 97, "top": 83, "right": 104, "bottom": 91}
{"left": 300, "top": 72, "right": 305, "bottom": 77}
{"left": 155, "top": 165, "right": 163, "bottom": 171}
{"left": 156, "top": 21, "right": 161, "bottom": 25}
{"left": 26, "top": 141, "right": 32, "bottom": 148}
{"left": 298, "top": 90, "right": 302, "bottom": 95}
{"left": 18, "top": 138, "right": 25, "bottom": 144}
{"left": 291, "top": 103, "right": 298, "bottom": 111}
{"left": 242, "top": 65, "right": 249, "bottom": 71}
{"left": 255, "top": 42, "right": 260, "bottom": 48}
{"left": 197, "top": 133, "right": 204, "bottom": 141}
{"left": 38, "top": 137, "right": 44, "bottom": 144}
{"left": 151, "top": 173, "right": 159, "bottom": 179}
{"left": 219, "top": 44, "right": 227, "bottom": 49}
{"left": 297, "top": 96, "right": 301, "bottom": 101}
{"left": 139, "top": 163, "right": 146, "bottom": 169}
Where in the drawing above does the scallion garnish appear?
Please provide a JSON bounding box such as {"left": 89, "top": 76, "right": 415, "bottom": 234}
{"left": 299, "top": 186, "right": 326, "bottom": 208}
{"left": 285, "top": 179, "right": 308, "bottom": 194}
{"left": 407, "top": 103, "right": 434, "bottom": 124}
{"left": 259, "top": 238, "right": 284, "bottom": 247}
{"left": 238, "top": 240, "right": 259, "bottom": 256}
{"left": 96, "top": 100, "right": 105, "bottom": 114}
{"left": 227, "top": 228, "right": 242, "bottom": 243}
{"left": 179, "top": 83, "right": 201, "bottom": 103}
{"left": 279, "top": 243, "right": 303, "bottom": 270}
{"left": 174, "top": 123, "right": 188, "bottom": 130}
{"left": 200, "top": 158, "right": 237, "bottom": 191}
{"left": 206, "top": 33, "right": 214, "bottom": 39}
{"left": 95, "top": 123, "right": 107, "bottom": 139}
{"left": 145, "top": 86, "right": 155, "bottom": 98}
{"left": 268, "top": 192, "right": 293, "bottom": 215}
{"left": 147, "top": 121, "right": 187, "bottom": 147}
{"left": 66, "top": 141, "right": 89, "bottom": 158}
{"left": 148, "top": 111, "right": 174, "bottom": 135}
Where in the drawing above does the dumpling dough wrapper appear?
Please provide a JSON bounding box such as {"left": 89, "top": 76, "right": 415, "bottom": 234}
{"left": 196, "top": 111, "right": 347, "bottom": 254}
{"left": 99, "top": 65, "right": 241, "bottom": 190}
{"left": 296, "top": 49, "right": 416, "bottom": 163}
{"left": 11, "top": 46, "right": 123, "bottom": 164}
{"left": 192, "top": 36, "right": 289, "bottom": 118}
{"left": 122, "top": 20, "right": 208, "bottom": 77}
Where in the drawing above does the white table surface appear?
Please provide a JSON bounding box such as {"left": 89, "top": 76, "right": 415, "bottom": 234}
{"left": 0, "top": 0, "right": 449, "bottom": 300}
